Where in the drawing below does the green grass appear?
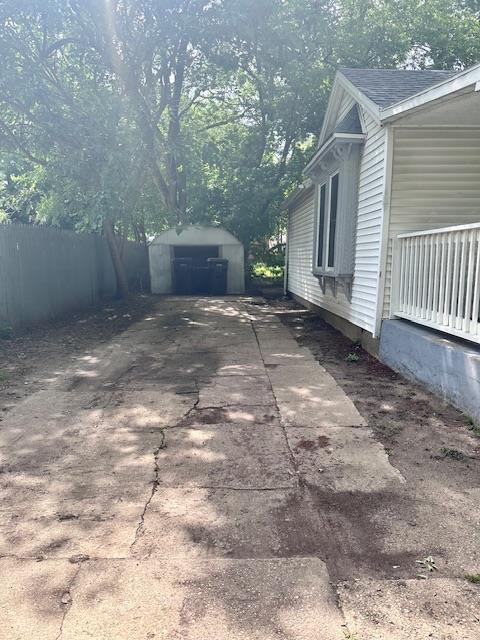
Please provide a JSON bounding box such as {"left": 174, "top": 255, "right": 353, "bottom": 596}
{"left": 465, "top": 574, "right": 480, "bottom": 584}
{"left": 0, "top": 370, "right": 9, "bottom": 382}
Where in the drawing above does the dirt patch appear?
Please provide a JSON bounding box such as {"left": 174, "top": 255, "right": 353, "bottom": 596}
{"left": 0, "top": 294, "right": 156, "bottom": 412}
{"left": 267, "top": 297, "right": 480, "bottom": 580}
{"left": 295, "top": 436, "right": 330, "bottom": 451}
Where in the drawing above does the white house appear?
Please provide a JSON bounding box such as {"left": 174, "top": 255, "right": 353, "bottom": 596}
{"left": 284, "top": 64, "right": 480, "bottom": 420}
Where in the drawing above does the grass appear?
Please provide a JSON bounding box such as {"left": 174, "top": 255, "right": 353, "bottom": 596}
{"left": 0, "top": 370, "right": 9, "bottom": 383}
{"left": 465, "top": 573, "right": 480, "bottom": 584}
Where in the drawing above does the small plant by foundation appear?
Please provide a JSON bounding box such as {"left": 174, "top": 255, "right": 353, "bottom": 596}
{"left": 345, "top": 352, "right": 360, "bottom": 363}
{"left": 465, "top": 573, "right": 480, "bottom": 584}
{"left": 439, "top": 447, "right": 466, "bottom": 461}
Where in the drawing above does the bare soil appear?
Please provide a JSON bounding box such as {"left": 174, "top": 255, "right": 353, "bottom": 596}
{"left": 0, "top": 295, "right": 156, "bottom": 413}
{"left": 273, "top": 296, "right": 480, "bottom": 584}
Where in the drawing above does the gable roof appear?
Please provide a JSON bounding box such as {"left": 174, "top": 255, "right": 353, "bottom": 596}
{"left": 334, "top": 105, "right": 362, "bottom": 134}
{"left": 339, "top": 68, "right": 457, "bottom": 109}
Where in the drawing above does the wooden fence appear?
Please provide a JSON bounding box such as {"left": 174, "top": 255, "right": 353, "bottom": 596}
{"left": 0, "top": 224, "right": 149, "bottom": 329}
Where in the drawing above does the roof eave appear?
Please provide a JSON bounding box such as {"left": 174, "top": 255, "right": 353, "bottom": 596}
{"left": 380, "top": 62, "right": 480, "bottom": 122}
{"left": 303, "top": 133, "right": 365, "bottom": 178}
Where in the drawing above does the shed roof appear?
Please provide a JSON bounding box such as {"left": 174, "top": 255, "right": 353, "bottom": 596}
{"left": 339, "top": 68, "right": 457, "bottom": 109}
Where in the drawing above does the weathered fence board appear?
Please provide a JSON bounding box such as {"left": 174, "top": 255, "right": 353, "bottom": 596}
{"left": 0, "top": 224, "right": 149, "bottom": 329}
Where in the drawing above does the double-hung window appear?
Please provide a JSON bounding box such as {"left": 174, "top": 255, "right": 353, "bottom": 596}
{"left": 316, "top": 173, "right": 340, "bottom": 272}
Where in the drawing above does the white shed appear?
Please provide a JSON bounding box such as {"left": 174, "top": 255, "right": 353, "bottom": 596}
{"left": 149, "top": 225, "right": 245, "bottom": 295}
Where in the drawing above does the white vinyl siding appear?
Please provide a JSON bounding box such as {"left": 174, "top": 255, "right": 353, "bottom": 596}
{"left": 383, "top": 127, "right": 480, "bottom": 316}
{"left": 287, "top": 105, "right": 386, "bottom": 334}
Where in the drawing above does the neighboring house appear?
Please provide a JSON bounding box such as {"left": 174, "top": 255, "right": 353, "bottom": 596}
{"left": 284, "top": 64, "right": 480, "bottom": 420}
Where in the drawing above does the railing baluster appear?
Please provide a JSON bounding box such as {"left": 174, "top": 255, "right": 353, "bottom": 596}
{"left": 471, "top": 230, "right": 480, "bottom": 336}
{"left": 456, "top": 231, "right": 468, "bottom": 330}
{"left": 463, "top": 230, "right": 476, "bottom": 334}
{"left": 393, "top": 222, "right": 480, "bottom": 345}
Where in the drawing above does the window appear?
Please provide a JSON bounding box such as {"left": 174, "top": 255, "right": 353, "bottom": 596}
{"left": 315, "top": 173, "right": 340, "bottom": 271}
{"left": 316, "top": 184, "right": 326, "bottom": 267}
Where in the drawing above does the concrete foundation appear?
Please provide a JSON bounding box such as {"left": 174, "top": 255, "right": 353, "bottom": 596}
{"left": 379, "top": 319, "right": 480, "bottom": 422}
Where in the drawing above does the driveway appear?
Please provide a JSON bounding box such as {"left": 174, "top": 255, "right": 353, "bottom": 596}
{"left": 0, "top": 297, "right": 478, "bottom": 639}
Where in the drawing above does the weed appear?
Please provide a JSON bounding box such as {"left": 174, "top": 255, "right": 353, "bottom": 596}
{"left": 0, "top": 370, "right": 9, "bottom": 383}
{"left": 416, "top": 555, "right": 438, "bottom": 578}
{"left": 465, "top": 574, "right": 480, "bottom": 584}
{"left": 439, "top": 447, "right": 466, "bottom": 462}
{"left": 466, "top": 416, "right": 480, "bottom": 438}
{"left": 385, "top": 447, "right": 393, "bottom": 456}
{"left": 345, "top": 352, "right": 360, "bottom": 363}
{"left": 342, "top": 628, "right": 359, "bottom": 640}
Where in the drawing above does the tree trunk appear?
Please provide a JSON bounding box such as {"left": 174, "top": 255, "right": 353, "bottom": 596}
{"left": 103, "top": 218, "right": 130, "bottom": 299}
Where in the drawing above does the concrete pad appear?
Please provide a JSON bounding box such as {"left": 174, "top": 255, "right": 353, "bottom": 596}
{"left": 102, "top": 389, "right": 198, "bottom": 429}
{"left": 178, "top": 405, "right": 279, "bottom": 428}
{"left": 134, "top": 487, "right": 323, "bottom": 559}
{"left": 61, "top": 558, "right": 345, "bottom": 640}
{"left": 278, "top": 398, "right": 366, "bottom": 429}
{"left": 198, "top": 375, "right": 275, "bottom": 408}
{"left": 0, "top": 557, "right": 77, "bottom": 640}
{"left": 287, "top": 427, "right": 405, "bottom": 492}
{"left": 157, "top": 424, "right": 296, "bottom": 489}
{"left": 261, "top": 347, "right": 317, "bottom": 366}
{"left": 0, "top": 499, "right": 143, "bottom": 558}
{"left": 338, "top": 578, "right": 480, "bottom": 640}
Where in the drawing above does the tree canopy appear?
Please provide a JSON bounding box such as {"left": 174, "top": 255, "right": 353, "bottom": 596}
{"left": 1, "top": 0, "right": 479, "bottom": 250}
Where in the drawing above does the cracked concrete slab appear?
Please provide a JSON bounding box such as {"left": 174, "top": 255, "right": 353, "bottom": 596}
{"left": 198, "top": 375, "right": 275, "bottom": 408}
{"left": 133, "top": 487, "right": 323, "bottom": 559}
{"left": 61, "top": 558, "right": 345, "bottom": 640}
{"left": 156, "top": 424, "right": 296, "bottom": 489}
{"left": 0, "top": 499, "right": 144, "bottom": 558}
{"left": 287, "top": 427, "right": 405, "bottom": 492}
{"left": 338, "top": 579, "right": 480, "bottom": 640}
{"left": 0, "top": 556, "right": 78, "bottom": 640}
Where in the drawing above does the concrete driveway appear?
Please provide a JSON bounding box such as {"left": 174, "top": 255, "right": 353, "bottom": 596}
{"left": 0, "top": 297, "right": 478, "bottom": 639}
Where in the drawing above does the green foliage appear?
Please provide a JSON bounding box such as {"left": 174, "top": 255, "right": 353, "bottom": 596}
{"left": 1, "top": 0, "right": 479, "bottom": 246}
{"left": 345, "top": 352, "right": 360, "bottom": 363}
{"left": 251, "top": 262, "right": 284, "bottom": 283}
{"left": 465, "top": 573, "right": 480, "bottom": 584}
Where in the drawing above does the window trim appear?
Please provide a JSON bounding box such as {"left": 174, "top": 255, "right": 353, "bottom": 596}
{"left": 314, "top": 171, "right": 340, "bottom": 275}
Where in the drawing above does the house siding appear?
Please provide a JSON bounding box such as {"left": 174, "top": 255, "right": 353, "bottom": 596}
{"left": 287, "top": 105, "right": 386, "bottom": 334}
{"left": 383, "top": 127, "right": 480, "bottom": 316}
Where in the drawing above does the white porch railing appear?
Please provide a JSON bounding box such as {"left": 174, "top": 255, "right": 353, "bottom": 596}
{"left": 392, "top": 222, "right": 480, "bottom": 345}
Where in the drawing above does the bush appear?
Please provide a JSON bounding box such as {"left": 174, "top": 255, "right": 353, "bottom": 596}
{"left": 250, "top": 262, "right": 284, "bottom": 283}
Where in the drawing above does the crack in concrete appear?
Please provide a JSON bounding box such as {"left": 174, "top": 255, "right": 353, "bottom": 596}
{"left": 130, "top": 380, "right": 200, "bottom": 550}
{"left": 130, "top": 429, "right": 167, "bottom": 550}
{"left": 250, "top": 318, "right": 302, "bottom": 486}
{"left": 54, "top": 561, "right": 83, "bottom": 640}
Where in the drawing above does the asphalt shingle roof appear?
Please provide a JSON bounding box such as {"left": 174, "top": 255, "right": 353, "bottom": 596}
{"left": 334, "top": 105, "right": 363, "bottom": 134}
{"left": 340, "top": 68, "right": 457, "bottom": 109}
